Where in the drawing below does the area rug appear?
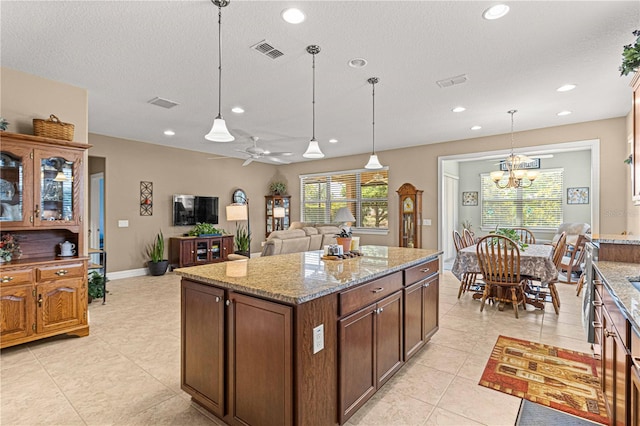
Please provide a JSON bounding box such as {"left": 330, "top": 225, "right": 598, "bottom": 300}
{"left": 479, "top": 335, "right": 608, "bottom": 425}
{"left": 516, "top": 400, "right": 600, "bottom": 425}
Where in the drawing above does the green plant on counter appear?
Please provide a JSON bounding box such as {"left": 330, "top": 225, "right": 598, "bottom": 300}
{"left": 88, "top": 271, "right": 106, "bottom": 300}
{"left": 335, "top": 229, "right": 352, "bottom": 238}
{"left": 489, "top": 227, "right": 528, "bottom": 251}
{"left": 188, "top": 223, "right": 225, "bottom": 236}
{"left": 234, "top": 224, "right": 251, "bottom": 254}
{"left": 147, "top": 230, "right": 165, "bottom": 262}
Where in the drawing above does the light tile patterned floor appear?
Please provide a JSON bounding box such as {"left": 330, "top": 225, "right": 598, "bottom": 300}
{"left": 0, "top": 271, "right": 592, "bottom": 425}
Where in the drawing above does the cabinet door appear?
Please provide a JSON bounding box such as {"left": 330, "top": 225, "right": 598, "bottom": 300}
{"left": 631, "top": 365, "right": 640, "bottom": 426}
{"left": 208, "top": 238, "right": 222, "bottom": 262}
{"left": 36, "top": 277, "right": 85, "bottom": 334}
{"left": 404, "top": 280, "right": 425, "bottom": 360}
{"left": 339, "top": 304, "right": 376, "bottom": 424}
{"left": 33, "top": 147, "right": 83, "bottom": 227}
{"left": 228, "top": 292, "right": 292, "bottom": 426}
{"left": 613, "top": 330, "right": 629, "bottom": 426}
{"left": 602, "top": 308, "right": 616, "bottom": 420}
{"left": 423, "top": 275, "right": 439, "bottom": 341}
{"left": 179, "top": 240, "right": 196, "bottom": 267}
{"left": 1, "top": 283, "right": 35, "bottom": 344}
{"left": 0, "top": 142, "right": 34, "bottom": 228}
{"left": 222, "top": 236, "right": 233, "bottom": 259}
{"left": 195, "top": 239, "right": 210, "bottom": 264}
{"left": 376, "top": 291, "right": 404, "bottom": 387}
{"left": 181, "top": 280, "right": 225, "bottom": 417}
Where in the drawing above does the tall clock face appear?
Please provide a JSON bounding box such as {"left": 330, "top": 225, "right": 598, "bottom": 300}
{"left": 403, "top": 197, "right": 414, "bottom": 213}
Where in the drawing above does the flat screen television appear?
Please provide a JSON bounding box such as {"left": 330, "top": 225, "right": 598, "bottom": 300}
{"left": 173, "top": 194, "right": 219, "bottom": 226}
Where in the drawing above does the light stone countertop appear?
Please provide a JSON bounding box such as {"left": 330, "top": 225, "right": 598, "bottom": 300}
{"left": 593, "top": 261, "right": 640, "bottom": 331}
{"left": 175, "top": 245, "right": 442, "bottom": 305}
{"left": 588, "top": 234, "right": 640, "bottom": 245}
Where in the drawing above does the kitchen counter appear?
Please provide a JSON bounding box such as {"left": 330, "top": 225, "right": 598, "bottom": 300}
{"left": 175, "top": 245, "right": 442, "bottom": 304}
{"left": 594, "top": 260, "right": 640, "bottom": 331}
{"left": 589, "top": 234, "right": 640, "bottom": 245}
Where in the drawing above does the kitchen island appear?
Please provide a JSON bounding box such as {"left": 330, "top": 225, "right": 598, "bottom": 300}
{"left": 175, "top": 246, "right": 441, "bottom": 426}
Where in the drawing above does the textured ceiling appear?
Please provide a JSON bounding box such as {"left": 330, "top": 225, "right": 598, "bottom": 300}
{"left": 2, "top": 1, "right": 639, "bottom": 164}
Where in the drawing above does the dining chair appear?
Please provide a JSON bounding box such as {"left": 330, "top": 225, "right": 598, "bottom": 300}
{"left": 512, "top": 227, "right": 536, "bottom": 244}
{"left": 453, "top": 230, "right": 483, "bottom": 299}
{"left": 476, "top": 235, "right": 528, "bottom": 318}
{"left": 462, "top": 228, "right": 475, "bottom": 246}
{"left": 453, "top": 230, "right": 465, "bottom": 252}
{"left": 559, "top": 234, "right": 587, "bottom": 284}
{"left": 526, "top": 232, "right": 566, "bottom": 314}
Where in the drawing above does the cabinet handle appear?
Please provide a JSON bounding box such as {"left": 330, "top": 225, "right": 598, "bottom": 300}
{"left": 34, "top": 204, "right": 40, "bottom": 217}
{"left": 423, "top": 282, "right": 430, "bottom": 288}
{"left": 1, "top": 276, "right": 14, "bottom": 283}
{"left": 374, "top": 307, "right": 384, "bottom": 314}
{"left": 371, "top": 287, "right": 384, "bottom": 293}
{"left": 37, "top": 294, "right": 43, "bottom": 307}
{"left": 225, "top": 300, "right": 230, "bottom": 306}
{"left": 191, "top": 251, "right": 195, "bottom": 254}
{"left": 605, "top": 329, "right": 616, "bottom": 338}
{"left": 215, "top": 296, "right": 220, "bottom": 303}
{"left": 592, "top": 300, "right": 603, "bottom": 307}
{"left": 420, "top": 268, "right": 430, "bottom": 273}
{"left": 55, "top": 270, "right": 68, "bottom": 276}
{"left": 592, "top": 321, "right": 602, "bottom": 329}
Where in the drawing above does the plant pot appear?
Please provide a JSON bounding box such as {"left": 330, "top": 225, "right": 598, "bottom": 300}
{"left": 234, "top": 250, "right": 250, "bottom": 258}
{"left": 336, "top": 237, "right": 352, "bottom": 253}
{"left": 148, "top": 260, "right": 169, "bottom": 276}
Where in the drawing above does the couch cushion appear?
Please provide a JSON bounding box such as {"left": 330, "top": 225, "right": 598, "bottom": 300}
{"left": 280, "top": 237, "right": 310, "bottom": 254}
{"left": 267, "top": 229, "right": 307, "bottom": 241}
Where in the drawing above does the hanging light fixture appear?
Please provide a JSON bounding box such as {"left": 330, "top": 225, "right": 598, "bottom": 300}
{"left": 205, "top": 0, "right": 234, "bottom": 142}
{"left": 364, "top": 77, "right": 384, "bottom": 169}
{"left": 490, "top": 110, "right": 538, "bottom": 189}
{"left": 303, "top": 45, "right": 324, "bottom": 158}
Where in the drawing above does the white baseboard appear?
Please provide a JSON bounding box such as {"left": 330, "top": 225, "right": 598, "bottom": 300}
{"left": 106, "top": 268, "right": 148, "bottom": 281}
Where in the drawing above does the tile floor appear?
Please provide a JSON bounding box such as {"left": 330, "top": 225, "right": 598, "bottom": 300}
{"left": 0, "top": 271, "right": 593, "bottom": 426}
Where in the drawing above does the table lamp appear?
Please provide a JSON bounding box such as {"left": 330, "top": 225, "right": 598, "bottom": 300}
{"left": 334, "top": 207, "right": 356, "bottom": 232}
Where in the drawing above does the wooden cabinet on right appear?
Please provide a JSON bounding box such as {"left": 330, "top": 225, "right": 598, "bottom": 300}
{"left": 632, "top": 72, "right": 640, "bottom": 205}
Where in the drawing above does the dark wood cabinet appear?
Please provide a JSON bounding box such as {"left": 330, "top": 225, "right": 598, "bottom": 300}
{"left": 396, "top": 183, "right": 423, "bottom": 248}
{"left": 265, "top": 195, "right": 291, "bottom": 238}
{"left": 631, "top": 364, "right": 640, "bottom": 426}
{"left": 169, "top": 235, "right": 234, "bottom": 268}
{"left": 403, "top": 259, "right": 439, "bottom": 360}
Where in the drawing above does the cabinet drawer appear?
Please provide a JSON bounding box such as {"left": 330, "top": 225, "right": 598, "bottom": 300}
{"left": 36, "top": 263, "right": 86, "bottom": 282}
{"left": 340, "top": 272, "right": 402, "bottom": 317}
{"left": 404, "top": 259, "right": 438, "bottom": 286}
{"left": 0, "top": 268, "right": 34, "bottom": 286}
{"left": 602, "top": 286, "right": 629, "bottom": 347}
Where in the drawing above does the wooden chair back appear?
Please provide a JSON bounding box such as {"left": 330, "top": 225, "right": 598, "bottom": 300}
{"left": 512, "top": 227, "right": 536, "bottom": 244}
{"left": 462, "top": 228, "right": 475, "bottom": 246}
{"left": 453, "top": 230, "right": 465, "bottom": 252}
{"left": 552, "top": 231, "right": 567, "bottom": 268}
{"left": 476, "top": 235, "right": 522, "bottom": 286}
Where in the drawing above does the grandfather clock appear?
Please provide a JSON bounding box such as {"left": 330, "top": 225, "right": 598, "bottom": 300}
{"left": 397, "top": 183, "right": 423, "bottom": 248}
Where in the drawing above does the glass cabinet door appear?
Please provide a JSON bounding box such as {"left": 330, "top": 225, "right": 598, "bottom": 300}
{"left": 34, "top": 148, "right": 82, "bottom": 227}
{"left": 0, "top": 143, "right": 33, "bottom": 227}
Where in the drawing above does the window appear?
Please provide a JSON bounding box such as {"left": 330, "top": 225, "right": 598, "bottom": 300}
{"left": 300, "top": 169, "right": 388, "bottom": 230}
{"left": 480, "top": 168, "right": 563, "bottom": 230}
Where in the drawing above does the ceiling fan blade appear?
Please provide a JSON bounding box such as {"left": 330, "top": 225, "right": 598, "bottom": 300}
{"left": 265, "top": 152, "right": 293, "bottom": 157}
{"left": 242, "top": 158, "right": 254, "bottom": 167}
{"left": 207, "top": 155, "right": 229, "bottom": 160}
{"left": 270, "top": 157, "right": 291, "bottom": 164}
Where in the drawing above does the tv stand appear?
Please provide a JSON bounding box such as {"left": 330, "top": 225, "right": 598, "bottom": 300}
{"left": 169, "top": 235, "right": 234, "bottom": 268}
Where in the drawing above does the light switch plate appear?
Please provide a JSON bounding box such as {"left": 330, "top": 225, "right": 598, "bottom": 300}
{"left": 423, "top": 219, "right": 432, "bottom": 226}
{"left": 313, "top": 324, "right": 324, "bottom": 354}
{"left": 118, "top": 220, "right": 129, "bottom": 228}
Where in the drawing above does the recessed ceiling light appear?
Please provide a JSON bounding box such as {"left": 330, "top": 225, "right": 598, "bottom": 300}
{"left": 329, "top": 138, "right": 338, "bottom": 143}
{"left": 557, "top": 84, "right": 576, "bottom": 92}
{"left": 348, "top": 58, "right": 367, "bottom": 68}
{"left": 164, "top": 129, "right": 175, "bottom": 136}
{"left": 482, "top": 4, "right": 510, "bottom": 20}
{"left": 471, "top": 125, "right": 482, "bottom": 130}
{"left": 557, "top": 110, "right": 572, "bottom": 116}
{"left": 452, "top": 106, "right": 466, "bottom": 113}
{"left": 231, "top": 106, "right": 245, "bottom": 114}
{"left": 281, "top": 8, "right": 305, "bottom": 24}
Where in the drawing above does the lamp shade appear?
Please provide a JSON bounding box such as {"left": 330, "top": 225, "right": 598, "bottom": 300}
{"left": 54, "top": 171, "right": 68, "bottom": 182}
{"left": 334, "top": 207, "right": 356, "bottom": 223}
{"left": 364, "top": 154, "right": 383, "bottom": 170}
{"left": 303, "top": 139, "right": 324, "bottom": 158}
{"left": 226, "top": 204, "right": 248, "bottom": 221}
{"left": 226, "top": 259, "right": 248, "bottom": 277}
{"left": 273, "top": 207, "right": 286, "bottom": 218}
{"left": 205, "top": 118, "right": 235, "bottom": 142}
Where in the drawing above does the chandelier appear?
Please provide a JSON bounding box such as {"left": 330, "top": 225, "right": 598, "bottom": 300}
{"left": 490, "top": 110, "right": 538, "bottom": 189}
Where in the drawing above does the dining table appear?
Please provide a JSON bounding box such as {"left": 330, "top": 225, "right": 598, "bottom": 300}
{"left": 451, "top": 243, "right": 558, "bottom": 310}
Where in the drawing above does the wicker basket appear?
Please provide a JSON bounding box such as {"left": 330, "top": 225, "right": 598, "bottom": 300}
{"left": 33, "top": 114, "right": 74, "bottom": 141}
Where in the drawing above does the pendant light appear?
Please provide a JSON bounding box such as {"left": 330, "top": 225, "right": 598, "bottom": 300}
{"left": 364, "top": 77, "right": 384, "bottom": 169}
{"left": 205, "top": 0, "right": 234, "bottom": 142}
{"left": 303, "top": 45, "right": 324, "bottom": 158}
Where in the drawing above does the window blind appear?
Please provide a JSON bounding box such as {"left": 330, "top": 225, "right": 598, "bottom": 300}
{"left": 481, "top": 168, "right": 564, "bottom": 229}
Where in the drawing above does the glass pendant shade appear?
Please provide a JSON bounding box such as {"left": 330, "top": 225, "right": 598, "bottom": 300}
{"left": 365, "top": 154, "right": 383, "bottom": 169}
{"left": 205, "top": 117, "right": 234, "bottom": 142}
{"left": 303, "top": 139, "right": 324, "bottom": 158}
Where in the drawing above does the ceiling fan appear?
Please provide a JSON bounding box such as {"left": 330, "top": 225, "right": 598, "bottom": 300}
{"left": 235, "top": 136, "right": 293, "bottom": 166}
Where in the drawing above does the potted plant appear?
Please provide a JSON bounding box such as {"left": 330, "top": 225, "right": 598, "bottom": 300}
{"left": 490, "top": 227, "right": 528, "bottom": 251}
{"left": 269, "top": 181, "right": 287, "bottom": 196}
{"left": 188, "top": 223, "right": 224, "bottom": 237}
{"left": 335, "top": 229, "right": 353, "bottom": 253}
{"left": 147, "top": 230, "right": 169, "bottom": 276}
{"left": 620, "top": 30, "right": 640, "bottom": 76}
{"left": 88, "top": 271, "right": 106, "bottom": 303}
{"left": 234, "top": 224, "right": 251, "bottom": 257}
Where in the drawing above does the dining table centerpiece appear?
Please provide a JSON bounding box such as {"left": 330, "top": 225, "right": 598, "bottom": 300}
{"left": 489, "top": 227, "right": 528, "bottom": 251}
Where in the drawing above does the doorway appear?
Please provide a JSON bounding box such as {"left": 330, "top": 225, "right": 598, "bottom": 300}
{"left": 88, "top": 157, "right": 105, "bottom": 250}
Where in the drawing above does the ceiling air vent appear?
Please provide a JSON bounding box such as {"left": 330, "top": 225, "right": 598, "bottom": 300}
{"left": 251, "top": 40, "right": 284, "bottom": 59}
{"left": 436, "top": 74, "right": 468, "bottom": 88}
{"left": 147, "top": 97, "right": 179, "bottom": 109}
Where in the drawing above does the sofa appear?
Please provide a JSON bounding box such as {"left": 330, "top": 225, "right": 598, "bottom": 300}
{"left": 260, "top": 224, "right": 342, "bottom": 257}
